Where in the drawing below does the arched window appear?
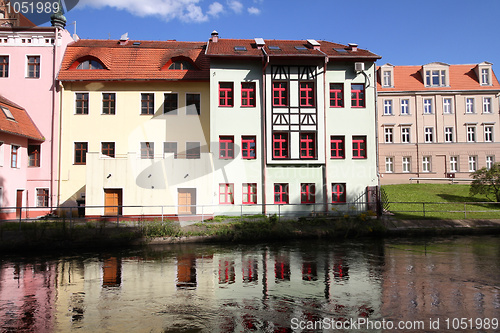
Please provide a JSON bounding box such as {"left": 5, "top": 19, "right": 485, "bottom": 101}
{"left": 168, "top": 60, "right": 193, "bottom": 70}
{"left": 76, "top": 59, "right": 104, "bottom": 70}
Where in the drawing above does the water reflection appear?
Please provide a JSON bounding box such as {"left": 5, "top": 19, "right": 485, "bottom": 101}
{"left": 0, "top": 236, "right": 498, "bottom": 332}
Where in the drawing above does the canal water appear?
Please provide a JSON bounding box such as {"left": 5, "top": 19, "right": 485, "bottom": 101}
{"left": 1, "top": 236, "right": 499, "bottom": 332}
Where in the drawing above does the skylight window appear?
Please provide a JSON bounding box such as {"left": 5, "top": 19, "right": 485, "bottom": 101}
{"left": 234, "top": 46, "right": 247, "bottom": 51}
{"left": 268, "top": 46, "right": 281, "bottom": 51}
{"left": 1, "top": 105, "right": 15, "bottom": 120}
{"left": 133, "top": 42, "right": 141, "bottom": 46}
{"left": 334, "top": 48, "right": 348, "bottom": 53}
{"left": 295, "top": 46, "right": 308, "bottom": 50}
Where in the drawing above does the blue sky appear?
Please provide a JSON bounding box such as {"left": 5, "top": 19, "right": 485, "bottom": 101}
{"left": 61, "top": 0, "right": 500, "bottom": 74}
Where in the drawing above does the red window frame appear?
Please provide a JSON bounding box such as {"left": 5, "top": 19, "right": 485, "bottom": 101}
{"left": 352, "top": 136, "right": 367, "bottom": 159}
{"left": 300, "top": 133, "right": 316, "bottom": 159}
{"left": 272, "top": 82, "right": 288, "bottom": 106}
{"left": 219, "top": 183, "right": 234, "bottom": 204}
{"left": 28, "top": 144, "right": 40, "bottom": 167}
{"left": 74, "top": 142, "right": 88, "bottom": 165}
{"left": 0, "top": 56, "right": 8, "bottom": 77}
{"left": 36, "top": 188, "right": 49, "bottom": 207}
{"left": 332, "top": 183, "right": 346, "bottom": 203}
{"left": 141, "top": 93, "right": 154, "bottom": 115}
{"left": 274, "top": 183, "right": 289, "bottom": 204}
{"left": 351, "top": 84, "right": 365, "bottom": 108}
{"left": 11, "top": 145, "right": 19, "bottom": 168}
{"left": 102, "top": 93, "right": 116, "bottom": 114}
{"left": 219, "top": 82, "right": 234, "bottom": 107}
{"left": 27, "top": 56, "right": 40, "bottom": 78}
{"left": 330, "top": 83, "right": 344, "bottom": 108}
{"left": 75, "top": 93, "right": 89, "bottom": 114}
{"left": 299, "top": 82, "right": 314, "bottom": 107}
{"left": 301, "top": 183, "right": 315, "bottom": 204}
{"left": 219, "top": 136, "right": 234, "bottom": 159}
{"left": 272, "top": 133, "right": 288, "bottom": 159}
{"left": 330, "top": 136, "right": 345, "bottom": 159}
{"left": 241, "top": 82, "right": 256, "bottom": 107}
{"left": 163, "top": 93, "right": 178, "bottom": 114}
{"left": 242, "top": 183, "right": 257, "bottom": 204}
{"left": 101, "top": 142, "right": 115, "bottom": 158}
{"left": 241, "top": 136, "right": 256, "bottom": 159}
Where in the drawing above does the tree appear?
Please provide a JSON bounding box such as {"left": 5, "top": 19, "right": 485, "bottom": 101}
{"left": 469, "top": 163, "right": 500, "bottom": 202}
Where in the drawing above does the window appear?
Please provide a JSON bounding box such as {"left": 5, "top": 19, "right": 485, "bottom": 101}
{"left": 443, "top": 98, "right": 452, "bottom": 114}
{"left": 74, "top": 142, "right": 87, "bottom": 165}
{"left": 0, "top": 142, "right": 3, "bottom": 166}
{"left": 241, "top": 136, "right": 256, "bottom": 159}
{"left": 75, "top": 93, "right": 89, "bottom": 114}
{"left": 330, "top": 136, "right": 345, "bottom": 159}
{"left": 27, "top": 56, "right": 40, "bottom": 78}
{"left": 299, "top": 82, "right": 314, "bottom": 107}
{"left": 481, "top": 68, "right": 490, "bottom": 85}
{"left": 28, "top": 144, "right": 40, "bottom": 167}
{"left": 468, "top": 156, "right": 477, "bottom": 172}
{"left": 273, "top": 133, "right": 288, "bottom": 159}
{"left": 0, "top": 56, "right": 8, "bottom": 77}
{"left": 168, "top": 60, "right": 193, "bottom": 70}
{"left": 384, "top": 127, "right": 393, "bottom": 143}
{"left": 444, "top": 127, "right": 453, "bottom": 143}
{"left": 450, "top": 156, "right": 458, "bottom": 173}
{"left": 242, "top": 183, "right": 257, "bottom": 204}
{"left": 272, "top": 82, "right": 288, "bottom": 106}
{"left": 76, "top": 59, "right": 103, "bottom": 69}
{"left": 402, "top": 157, "right": 411, "bottom": 173}
{"left": 332, "top": 183, "right": 346, "bottom": 203}
{"left": 241, "top": 82, "right": 256, "bottom": 107}
{"left": 101, "top": 142, "right": 115, "bottom": 158}
{"left": 164, "top": 93, "right": 178, "bottom": 114}
{"left": 219, "top": 136, "right": 234, "bottom": 159}
{"left": 486, "top": 156, "right": 495, "bottom": 170}
{"left": 425, "top": 70, "right": 446, "bottom": 87}
{"left": 164, "top": 142, "right": 177, "bottom": 158}
{"left": 467, "top": 126, "right": 476, "bottom": 142}
{"left": 1, "top": 105, "right": 14, "bottom": 120}
{"left": 422, "top": 156, "right": 431, "bottom": 172}
{"left": 300, "top": 133, "right": 315, "bottom": 159}
{"left": 423, "top": 99, "right": 432, "bottom": 114}
{"left": 484, "top": 126, "right": 493, "bottom": 142}
{"left": 401, "top": 127, "right": 410, "bottom": 143}
{"left": 11, "top": 145, "right": 19, "bottom": 168}
{"left": 102, "top": 93, "right": 116, "bottom": 114}
{"left": 219, "top": 82, "right": 234, "bottom": 107}
{"left": 219, "top": 183, "right": 234, "bottom": 204}
{"left": 383, "top": 100, "right": 393, "bottom": 115}
{"left": 141, "top": 93, "right": 154, "bottom": 115}
{"left": 352, "top": 136, "right": 366, "bottom": 159}
{"left": 466, "top": 98, "right": 474, "bottom": 114}
{"left": 141, "top": 142, "right": 154, "bottom": 159}
{"left": 274, "top": 183, "right": 289, "bottom": 204}
{"left": 400, "top": 99, "right": 409, "bottom": 115}
{"left": 329, "top": 83, "right": 344, "bottom": 107}
{"left": 301, "top": 183, "right": 315, "bottom": 204}
{"left": 385, "top": 157, "right": 394, "bottom": 173}
{"left": 382, "top": 71, "right": 391, "bottom": 87}
{"left": 351, "top": 84, "right": 365, "bottom": 108}
{"left": 483, "top": 97, "right": 492, "bottom": 113}
{"left": 186, "top": 142, "right": 200, "bottom": 159}
{"left": 424, "top": 127, "right": 434, "bottom": 143}
{"left": 36, "top": 189, "right": 49, "bottom": 208}
{"left": 186, "top": 93, "right": 201, "bottom": 115}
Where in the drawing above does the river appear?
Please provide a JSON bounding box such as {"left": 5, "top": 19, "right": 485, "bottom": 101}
{"left": 1, "top": 235, "right": 499, "bottom": 332}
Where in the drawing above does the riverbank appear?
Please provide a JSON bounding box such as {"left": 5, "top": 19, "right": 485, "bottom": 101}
{"left": 1, "top": 216, "right": 500, "bottom": 253}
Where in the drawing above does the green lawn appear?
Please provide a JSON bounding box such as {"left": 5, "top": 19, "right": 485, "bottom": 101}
{"left": 381, "top": 184, "right": 500, "bottom": 220}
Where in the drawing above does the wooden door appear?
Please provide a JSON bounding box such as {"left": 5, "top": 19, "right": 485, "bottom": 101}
{"left": 104, "top": 189, "right": 122, "bottom": 216}
{"left": 16, "top": 190, "right": 23, "bottom": 218}
{"left": 178, "top": 189, "right": 196, "bottom": 215}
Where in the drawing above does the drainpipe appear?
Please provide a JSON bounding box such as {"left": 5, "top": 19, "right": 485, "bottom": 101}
{"left": 50, "top": 27, "right": 58, "bottom": 212}
{"left": 317, "top": 49, "right": 329, "bottom": 212}
{"left": 261, "top": 48, "right": 269, "bottom": 214}
{"left": 374, "top": 65, "right": 380, "bottom": 188}
{"left": 415, "top": 96, "right": 420, "bottom": 182}
{"left": 56, "top": 80, "right": 64, "bottom": 208}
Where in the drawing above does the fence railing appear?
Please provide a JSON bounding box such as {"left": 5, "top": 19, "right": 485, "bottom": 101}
{"left": 387, "top": 201, "right": 500, "bottom": 219}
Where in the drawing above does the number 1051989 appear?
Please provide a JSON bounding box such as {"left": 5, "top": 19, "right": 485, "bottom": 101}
{"left": 445, "top": 318, "right": 498, "bottom": 330}
{"left": 6, "top": 1, "right": 60, "bottom": 14}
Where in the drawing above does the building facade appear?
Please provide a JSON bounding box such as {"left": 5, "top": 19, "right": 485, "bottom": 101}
{"left": 377, "top": 62, "right": 500, "bottom": 184}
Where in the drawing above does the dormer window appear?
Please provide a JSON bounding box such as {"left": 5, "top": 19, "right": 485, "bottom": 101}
{"left": 168, "top": 60, "right": 193, "bottom": 70}
{"left": 475, "top": 62, "right": 493, "bottom": 86}
{"left": 380, "top": 64, "right": 394, "bottom": 88}
{"left": 481, "top": 68, "right": 490, "bottom": 85}
{"left": 76, "top": 59, "right": 104, "bottom": 70}
{"left": 425, "top": 70, "right": 446, "bottom": 87}
{"left": 383, "top": 71, "right": 391, "bottom": 87}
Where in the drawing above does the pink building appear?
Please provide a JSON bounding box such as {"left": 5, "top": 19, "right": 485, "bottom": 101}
{"left": 0, "top": 6, "right": 73, "bottom": 218}
{"left": 377, "top": 62, "right": 500, "bottom": 184}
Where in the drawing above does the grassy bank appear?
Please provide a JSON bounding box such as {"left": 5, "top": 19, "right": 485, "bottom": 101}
{"left": 382, "top": 184, "right": 500, "bottom": 219}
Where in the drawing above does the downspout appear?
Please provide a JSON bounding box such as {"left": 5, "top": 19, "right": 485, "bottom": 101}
{"left": 374, "top": 66, "right": 380, "bottom": 188}
{"left": 317, "top": 49, "right": 329, "bottom": 212}
{"left": 50, "top": 27, "right": 58, "bottom": 211}
{"left": 261, "top": 48, "right": 269, "bottom": 215}
{"left": 415, "top": 95, "right": 420, "bottom": 182}
{"left": 56, "top": 80, "right": 64, "bottom": 208}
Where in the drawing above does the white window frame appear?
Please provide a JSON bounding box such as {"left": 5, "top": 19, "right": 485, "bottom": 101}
{"left": 444, "top": 127, "right": 453, "bottom": 143}
{"left": 466, "top": 98, "right": 475, "bottom": 114}
{"left": 468, "top": 156, "right": 477, "bottom": 172}
{"left": 383, "top": 100, "right": 393, "bottom": 115}
{"left": 400, "top": 99, "right": 409, "bottom": 115}
{"left": 163, "top": 141, "right": 178, "bottom": 159}
{"left": 423, "top": 99, "right": 432, "bottom": 114}
{"left": 481, "top": 68, "right": 490, "bottom": 85}
{"left": 424, "top": 127, "right": 434, "bottom": 143}
{"left": 385, "top": 157, "right": 394, "bottom": 173}
{"left": 384, "top": 127, "right": 393, "bottom": 143}
{"left": 382, "top": 71, "right": 392, "bottom": 87}
{"left": 35, "top": 187, "right": 50, "bottom": 208}
{"left": 484, "top": 126, "right": 493, "bottom": 142}
{"left": 483, "top": 97, "right": 492, "bottom": 114}
{"left": 467, "top": 126, "right": 476, "bottom": 142}
{"left": 486, "top": 156, "right": 495, "bottom": 169}
{"left": 425, "top": 70, "right": 446, "bottom": 87}
{"left": 402, "top": 157, "right": 411, "bottom": 173}
{"left": 422, "top": 156, "right": 431, "bottom": 172}
{"left": 450, "top": 156, "right": 458, "bottom": 173}
{"left": 401, "top": 127, "right": 410, "bottom": 143}
{"left": 443, "top": 98, "right": 452, "bottom": 114}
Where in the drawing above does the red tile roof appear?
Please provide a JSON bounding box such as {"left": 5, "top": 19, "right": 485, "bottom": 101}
{"left": 206, "top": 39, "right": 380, "bottom": 59}
{"left": 58, "top": 39, "right": 209, "bottom": 81}
{"left": 378, "top": 64, "right": 500, "bottom": 92}
{"left": 0, "top": 95, "right": 44, "bottom": 141}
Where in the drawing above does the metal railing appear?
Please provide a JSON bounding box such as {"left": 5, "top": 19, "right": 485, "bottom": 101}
{"left": 387, "top": 201, "right": 500, "bottom": 219}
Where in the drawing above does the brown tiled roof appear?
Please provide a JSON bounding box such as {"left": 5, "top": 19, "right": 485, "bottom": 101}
{"left": 58, "top": 39, "right": 209, "bottom": 81}
{"left": 0, "top": 95, "right": 44, "bottom": 141}
{"left": 378, "top": 64, "right": 500, "bottom": 92}
{"left": 206, "top": 39, "right": 381, "bottom": 59}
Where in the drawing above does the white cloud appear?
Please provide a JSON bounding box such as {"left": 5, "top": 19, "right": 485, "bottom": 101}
{"left": 247, "top": 7, "right": 260, "bottom": 15}
{"left": 77, "top": 0, "right": 208, "bottom": 22}
{"left": 207, "top": 2, "right": 224, "bottom": 17}
{"left": 227, "top": 0, "right": 243, "bottom": 13}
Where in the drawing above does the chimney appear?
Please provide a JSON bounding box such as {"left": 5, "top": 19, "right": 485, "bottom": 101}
{"left": 307, "top": 39, "right": 321, "bottom": 51}
{"left": 348, "top": 43, "right": 358, "bottom": 52}
{"left": 211, "top": 30, "right": 219, "bottom": 43}
{"left": 119, "top": 32, "right": 129, "bottom": 45}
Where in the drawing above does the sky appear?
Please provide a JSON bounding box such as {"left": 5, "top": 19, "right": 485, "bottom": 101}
{"left": 58, "top": 0, "right": 500, "bottom": 74}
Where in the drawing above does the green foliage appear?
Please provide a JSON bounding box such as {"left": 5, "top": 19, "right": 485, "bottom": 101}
{"left": 143, "top": 220, "right": 181, "bottom": 237}
{"left": 470, "top": 163, "right": 500, "bottom": 202}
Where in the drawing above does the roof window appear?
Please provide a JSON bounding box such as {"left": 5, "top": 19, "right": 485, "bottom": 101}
{"left": 1, "top": 105, "right": 15, "bottom": 121}
{"left": 234, "top": 46, "right": 247, "bottom": 51}
{"left": 334, "top": 48, "right": 348, "bottom": 53}
{"left": 295, "top": 46, "right": 308, "bottom": 50}
{"left": 268, "top": 46, "right": 281, "bottom": 51}
{"left": 76, "top": 59, "right": 104, "bottom": 70}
